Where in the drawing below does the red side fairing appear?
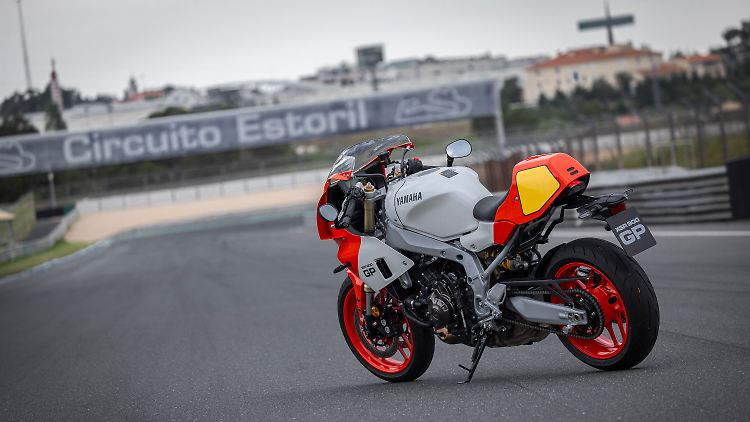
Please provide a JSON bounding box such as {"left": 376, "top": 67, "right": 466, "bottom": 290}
{"left": 493, "top": 220, "right": 516, "bottom": 245}
{"left": 492, "top": 153, "right": 589, "bottom": 243}
{"left": 317, "top": 174, "right": 366, "bottom": 308}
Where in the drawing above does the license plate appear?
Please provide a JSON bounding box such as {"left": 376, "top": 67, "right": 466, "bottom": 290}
{"left": 606, "top": 208, "right": 657, "bottom": 256}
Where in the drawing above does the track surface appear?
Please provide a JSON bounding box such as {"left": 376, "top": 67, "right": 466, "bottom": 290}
{"left": 1, "top": 217, "right": 749, "bottom": 421}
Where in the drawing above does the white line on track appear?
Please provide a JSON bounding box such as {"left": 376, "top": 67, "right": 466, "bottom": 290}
{"left": 550, "top": 230, "right": 750, "bottom": 238}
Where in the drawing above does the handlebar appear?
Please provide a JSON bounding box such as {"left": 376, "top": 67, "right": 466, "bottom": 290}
{"left": 335, "top": 185, "right": 364, "bottom": 229}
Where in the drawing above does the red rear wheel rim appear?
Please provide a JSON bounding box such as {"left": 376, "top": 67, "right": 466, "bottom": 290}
{"left": 342, "top": 287, "right": 414, "bottom": 373}
{"left": 554, "top": 262, "right": 629, "bottom": 360}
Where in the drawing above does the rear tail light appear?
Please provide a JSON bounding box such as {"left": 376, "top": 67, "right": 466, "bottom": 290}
{"left": 609, "top": 202, "right": 626, "bottom": 215}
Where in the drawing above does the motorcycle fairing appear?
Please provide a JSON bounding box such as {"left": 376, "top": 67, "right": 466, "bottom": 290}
{"left": 494, "top": 153, "right": 590, "bottom": 226}
{"left": 515, "top": 165, "right": 561, "bottom": 215}
{"left": 357, "top": 237, "right": 414, "bottom": 291}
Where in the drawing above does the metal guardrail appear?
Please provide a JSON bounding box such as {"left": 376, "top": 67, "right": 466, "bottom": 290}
{"left": 75, "top": 168, "right": 330, "bottom": 214}
{"left": 583, "top": 167, "right": 731, "bottom": 224}
{"left": 0, "top": 207, "right": 79, "bottom": 263}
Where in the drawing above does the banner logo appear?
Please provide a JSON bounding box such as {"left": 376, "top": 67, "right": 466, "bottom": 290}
{"left": 0, "top": 140, "right": 36, "bottom": 175}
{"left": 394, "top": 86, "right": 472, "bottom": 125}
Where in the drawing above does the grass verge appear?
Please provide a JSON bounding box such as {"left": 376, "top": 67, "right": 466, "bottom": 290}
{"left": 0, "top": 241, "right": 90, "bottom": 278}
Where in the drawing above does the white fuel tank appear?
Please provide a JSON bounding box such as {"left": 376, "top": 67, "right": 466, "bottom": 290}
{"left": 385, "top": 166, "right": 491, "bottom": 240}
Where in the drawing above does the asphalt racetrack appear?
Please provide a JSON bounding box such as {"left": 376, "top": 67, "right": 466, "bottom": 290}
{"left": 1, "top": 214, "right": 749, "bottom": 421}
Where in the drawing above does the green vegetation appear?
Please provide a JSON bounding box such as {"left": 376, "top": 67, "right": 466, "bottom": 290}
{"left": 1, "top": 85, "right": 113, "bottom": 116}
{"left": 0, "top": 113, "right": 38, "bottom": 136}
{"left": 0, "top": 241, "right": 89, "bottom": 278}
{"left": 601, "top": 133, "right": 750, "bottom": 170}
{"left": 503, "top": 73, "right": 750, "bottom": 132}
{"left": 0, "top": 192, "right": 36, "bottom": 245}
{"left": 44, "top": 104, "right": 67, "bottom": 131}
{"left": 147, "top": 106, "right": 190, "bottom": 119}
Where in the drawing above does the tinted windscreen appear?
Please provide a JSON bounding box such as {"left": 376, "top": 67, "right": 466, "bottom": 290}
{"left": 328, "top": 134, "right": 412, "bottom": 177}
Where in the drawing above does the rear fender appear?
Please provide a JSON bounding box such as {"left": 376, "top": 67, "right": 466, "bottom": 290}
{"left": 565, "top": 191, "right": 630, "bottom": 221}
{"left": 533, "top": 242, "right": 567, "bottom": 278}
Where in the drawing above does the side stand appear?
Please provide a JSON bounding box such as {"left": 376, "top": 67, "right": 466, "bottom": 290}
{"left": 458, "top": 330, "right": 489, "bottom": 384}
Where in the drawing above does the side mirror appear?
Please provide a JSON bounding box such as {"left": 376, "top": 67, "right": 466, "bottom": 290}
{"left": 318, "top": 204, "right": 339, "bottom": 222}
{"left": 445, "top": 139, "right": 472, "bottom": 167}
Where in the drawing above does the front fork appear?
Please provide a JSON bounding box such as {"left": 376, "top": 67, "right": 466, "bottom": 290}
{"left": 347, "top": 270, "right": 377, "bottom": 337}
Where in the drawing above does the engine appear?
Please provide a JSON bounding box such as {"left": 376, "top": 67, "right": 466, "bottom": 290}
{"left": 406, "top": 258, "right": 549, "bottom": 348}
{"left": 406, "top": 261, "right": 472, "bottom": 345}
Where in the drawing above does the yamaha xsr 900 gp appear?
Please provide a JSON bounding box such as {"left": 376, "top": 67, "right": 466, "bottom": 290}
{"left": 317, "top": 135, "right": 659, "bottom": 383}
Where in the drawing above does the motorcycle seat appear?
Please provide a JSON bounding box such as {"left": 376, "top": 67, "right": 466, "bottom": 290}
{"left": 473, "top": 192, "right": 508, "bottom": 222}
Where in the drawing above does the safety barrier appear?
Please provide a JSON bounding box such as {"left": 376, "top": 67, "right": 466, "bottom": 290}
{"left": 582, "top": 167, "right": 731, "bottom": 224}
{"left": 0, "top": 207, "right": 79, "bottom": 263}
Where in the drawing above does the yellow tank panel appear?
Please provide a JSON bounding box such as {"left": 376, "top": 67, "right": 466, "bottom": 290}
{"left": 516, "top": 165, "right": 560, "bottom": 215}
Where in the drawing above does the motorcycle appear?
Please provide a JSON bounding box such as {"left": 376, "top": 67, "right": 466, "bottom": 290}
{"left": 317, "top": 134, "right": 659, "bottom": 383}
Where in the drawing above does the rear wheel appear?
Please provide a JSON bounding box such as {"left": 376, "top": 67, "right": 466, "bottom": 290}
{"left": 544, "top": 238, "right": 659, "bottom": 370}
{"left": 337, "top": 278, "right": 434, "bottom": 382}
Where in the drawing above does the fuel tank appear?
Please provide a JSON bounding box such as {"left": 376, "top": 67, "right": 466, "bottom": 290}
{"left": 385, "top": 166, "right": 490, "bottom": 240}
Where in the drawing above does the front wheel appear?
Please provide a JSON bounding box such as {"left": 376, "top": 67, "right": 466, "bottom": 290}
{"left": 544, "top": 238, "right": 660, "bottom": 370}
{"left": 337, "top": 278, "right": 434, "bottom": 382}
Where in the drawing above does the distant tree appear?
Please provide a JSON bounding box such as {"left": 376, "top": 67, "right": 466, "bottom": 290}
{"left": 552, "top": 90, "right": 567, "bottom": 106}
{"left": 503, "top": 107, "right": 542, "bottom": 130}
{"left": 148, "top": 107, "right": 190, "bottom": 119}
{"left": 537, "top": 93, "right": 549, "bottom": 108}
{"left": 0, "top": 114, "right": 38, "bottom": 137}
{"left": 615, "top": 72, "right": 633, "bottom": 95}
{"left": 591, "top": 79, "right": 620, "bottom": 102}
{"left": 44, "top": 104, "right": 67, "bottom": 131}
{"left": 501, "top": 77, "right": 523, "bottom": 107}
{"left": 1, "top": 84, "right": 109, "bottom": 118}
{"left": 671, "top": 50, "right": 685, "bottom": 59}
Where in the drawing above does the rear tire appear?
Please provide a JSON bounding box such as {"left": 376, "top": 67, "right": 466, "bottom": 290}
{"left": 337, "top": 278, "right": 434, "bottom": 382}
{"left": 543, "top": 238, "right": 659, "bottom": 370}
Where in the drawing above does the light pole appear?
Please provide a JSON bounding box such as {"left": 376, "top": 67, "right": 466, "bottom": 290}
{"left": 16, "top": 0, "right": 33, "bottom": 91}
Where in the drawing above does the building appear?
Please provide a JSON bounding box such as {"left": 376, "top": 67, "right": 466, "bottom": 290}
{"left": 379, "top": 54, "right": 543, "bottom": 85}
{"left": 25, "top": 85, "right": 207, "bottom": 132}
{"left": 671, "top": 54, "right": 726, "bottom": 78}
{"left": 302, "top": 53, "right": 546, "bottom": 94}
{"left": 523, "top": 44, "right": 662, "bottom": 105}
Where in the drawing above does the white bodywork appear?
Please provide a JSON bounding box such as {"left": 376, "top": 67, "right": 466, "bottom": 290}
{"left": 386, "top": 166, "right": 492, "bottom": 242}
{"left": 357, "top": 237, "right": 414, "bottom": 291}
{"left": 458, "top": 221, "right": 496, "bottom": 252}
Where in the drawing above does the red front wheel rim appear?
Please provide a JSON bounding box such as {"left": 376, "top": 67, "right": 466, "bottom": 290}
{"left": 342, "top": 287, "right": 414, "bottom": 373}
{"left": 554, "top": 262, "right": 629, "bottom": 360}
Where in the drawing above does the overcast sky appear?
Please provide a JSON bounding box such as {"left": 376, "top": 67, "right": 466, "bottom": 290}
{"left": 1, "top": 0, "right": 747, "bottom": 99}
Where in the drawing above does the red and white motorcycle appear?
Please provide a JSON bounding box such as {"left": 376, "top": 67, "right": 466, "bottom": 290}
{"left": 317, "top": 135, "right": 659, "bottom": 383}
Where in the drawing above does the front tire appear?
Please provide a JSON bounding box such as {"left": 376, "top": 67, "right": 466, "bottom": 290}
{"left": 544, "top": 238, "right": 660, "bottom": 370}
{"left": 337, "top": 278, "right": 434, "bottom": 382}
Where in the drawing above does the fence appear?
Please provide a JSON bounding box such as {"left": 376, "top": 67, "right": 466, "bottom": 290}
{"left": 584, "top": 167, "right": 732, "bottom": 224}
{"left": 76, "top": 169, "right": 330, "bottom": 213}
{"left": 500, "top": 102, "right": 750, "bottom": 173}
{"left": 0, "top": 207, "right": 79, "bottom": 263}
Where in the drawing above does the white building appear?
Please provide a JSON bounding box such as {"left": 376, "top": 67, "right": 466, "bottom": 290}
{"left": 523, "top": 44, "right": 663, "bottom": 105}
{"left": 671, "top": 54, "right": 726, "bottom": 79}
{"left": 301, "top": 53, "right": 546, "bottom": 97}
{"left": 26, "top": 86, "right": 208, "bottom": 132}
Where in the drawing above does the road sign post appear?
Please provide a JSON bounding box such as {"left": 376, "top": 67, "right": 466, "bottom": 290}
{"left": 356, "top": 45, "right": 384, "bottom": 93}
{"left": 578, "top": 2, "right": 634, "bottom": 45}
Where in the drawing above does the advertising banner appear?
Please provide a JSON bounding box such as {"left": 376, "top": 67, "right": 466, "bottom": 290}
{"left": 0, "top": 80, "right": 498, "bottom": 176}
